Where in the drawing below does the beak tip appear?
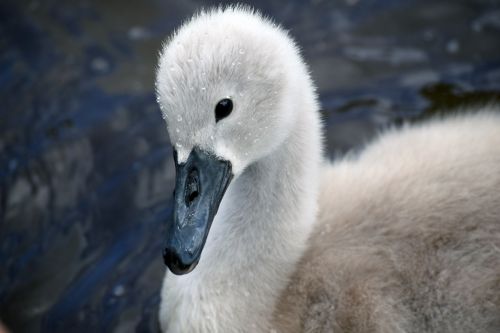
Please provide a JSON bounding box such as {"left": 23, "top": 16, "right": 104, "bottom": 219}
{"left": 163, "top": 247, "right": 198, "bottom": 275}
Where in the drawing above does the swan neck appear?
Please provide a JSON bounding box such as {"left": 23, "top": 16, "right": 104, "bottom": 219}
{"left": 161, "top": 70, "right": 323, "bottom": 333}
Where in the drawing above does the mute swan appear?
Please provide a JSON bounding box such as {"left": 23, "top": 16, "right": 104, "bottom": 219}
{"left": 155, "top": 6, "right": 500, "bottom": 333}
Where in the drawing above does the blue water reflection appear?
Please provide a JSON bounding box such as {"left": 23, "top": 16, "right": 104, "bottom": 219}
{"left": 1, "top": 0, "right": 499, "bottom": 332}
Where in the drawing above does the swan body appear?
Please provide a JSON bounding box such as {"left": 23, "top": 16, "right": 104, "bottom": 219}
{"left": 155, "top": 6, "right": 500, "bottom": 333}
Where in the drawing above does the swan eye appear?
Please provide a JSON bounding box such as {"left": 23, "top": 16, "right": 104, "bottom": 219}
{"left": 215, "top": 98, "right": 233, "bottom": 122}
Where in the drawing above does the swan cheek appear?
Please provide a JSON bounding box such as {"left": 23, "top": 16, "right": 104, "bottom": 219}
{"left": 214, "top": 142, "right": 247, "bottom": 176}
{"left": 163, "top": 147, "right": 233, "bottom": 275}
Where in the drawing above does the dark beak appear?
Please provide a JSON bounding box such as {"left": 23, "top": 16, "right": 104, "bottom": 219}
{"left": 163, "top": 147, "right": 233, "bottom": 275}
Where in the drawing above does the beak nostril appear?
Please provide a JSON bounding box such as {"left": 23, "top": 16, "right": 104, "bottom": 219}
{"left": 188, "top": 190, "right": 199, "bottom": 203}
{"left": 185, "top": 168, "right": 200, "bottom": 205}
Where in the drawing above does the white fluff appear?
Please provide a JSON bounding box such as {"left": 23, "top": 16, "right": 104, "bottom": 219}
{"left": 156, "top": 6, "right": 500, "bottom": 333}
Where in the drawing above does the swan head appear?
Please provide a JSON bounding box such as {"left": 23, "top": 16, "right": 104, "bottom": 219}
{"left": 156, "top": 6, "right": 305, "bottom": 274}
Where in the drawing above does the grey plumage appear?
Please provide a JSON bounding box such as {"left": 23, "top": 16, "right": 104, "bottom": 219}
{"left": 273, "top": 113, "right": 500, "bottom": 332}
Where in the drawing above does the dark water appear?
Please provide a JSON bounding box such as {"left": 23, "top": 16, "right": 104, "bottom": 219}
{"left": 1, "top": 0, "right": 499, "bottom": 332}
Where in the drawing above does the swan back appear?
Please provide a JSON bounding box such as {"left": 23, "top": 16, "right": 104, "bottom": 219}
{"left": 273, "top": 110, "right": 500, "bottom": 332}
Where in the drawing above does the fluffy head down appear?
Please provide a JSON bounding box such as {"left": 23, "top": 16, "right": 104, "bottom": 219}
{"left": 156, "top": 6, "right": 310, "bottom": 174}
